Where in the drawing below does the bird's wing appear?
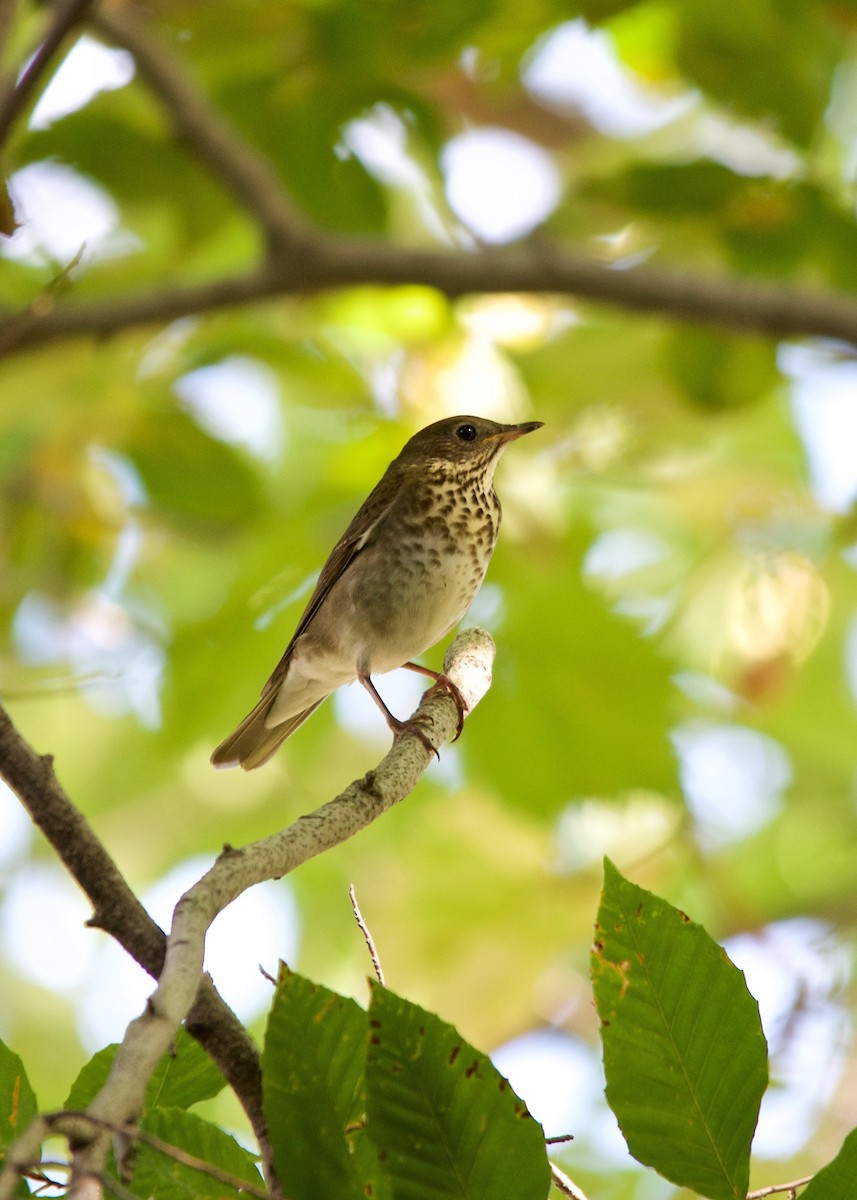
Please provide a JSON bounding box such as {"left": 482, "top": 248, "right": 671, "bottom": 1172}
{"left": 259, "top": 478, "right": 402, "bottom": 698}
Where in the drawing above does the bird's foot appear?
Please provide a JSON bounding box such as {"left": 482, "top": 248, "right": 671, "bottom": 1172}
{"left": 358, "top": 671, "right": 440, "bottom": 758}
{"left": 402, "top": 664, "right": 468, "bottom": 740}
{"left": 390, "top": 712, "right": 440, "bottom": 760}
{"left": 424, "top": 675, "right": 467, "bottom": 741}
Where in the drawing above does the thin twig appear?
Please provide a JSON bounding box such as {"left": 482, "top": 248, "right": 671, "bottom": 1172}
{"left": 747, "top": 1176, "right": 813, "bottom": 1199}
{"left": 0, "top": 245, "right": 85, "bottom": 351}
{"left": 0, "top": 266, "right": 278, "bottom": 356}
{"left": 58, "top": 1113, "right": 269, "bottom": 1200}
{"left": 0, "top": 0, "right": 97, "bottom": 149}
{"left": 550, "top": 1161, "right": 591, "bottom": 1200}
{"left": 349, "top": 883, "right": 385, "bottom": 985}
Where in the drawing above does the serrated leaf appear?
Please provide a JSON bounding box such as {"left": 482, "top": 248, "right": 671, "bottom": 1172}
{"left": 65, "top": 1030, "right": 226, "bottom": 1113}
{"left": 262, "top": 966, "right": 380, "bottom": 1200}
{"left": 800, "top": 1127, "right": 857, "bottom": 1199}
{"left": 127, "top": 1107, "right": 263, "bottom": 1200}
{"left": 591, "top": 859, "right": 767, "bottom": 1199}
{"left": 365, "top": 982, "right": 550, "bottom": 1200}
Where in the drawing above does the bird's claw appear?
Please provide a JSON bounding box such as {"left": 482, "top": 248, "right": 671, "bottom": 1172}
{"left": 426, "top": 674, "right": 467, "bottom": 740}
{"left": 392, "top": 713, "right": 440, "bottom": 760}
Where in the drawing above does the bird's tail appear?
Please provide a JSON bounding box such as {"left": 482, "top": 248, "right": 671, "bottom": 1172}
{"left": 210, "top": 693, "right": 326, "bottom": 770}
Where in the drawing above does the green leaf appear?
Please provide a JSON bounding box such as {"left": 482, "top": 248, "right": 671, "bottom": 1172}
{"left": 224, "top": 79, "right": 389, "bottom": 234}
{"left": 599, "top": 160, "right": 742, "bottom": 217}
{"left": 65, "top": 1030, "right": 226, "bottom": 1113}
{"left": 128, "top": 1107, "right": 264, "bottom": 1200}
{"left": 263, "top": 966, "right": 379, "bottom": 1200}
{"left": 0, "top": 1039, "right": 38, "bottom": 1198}
{"left": 663, "top": 326, "right": 779, "bottom": 412}
{"left": 145, "top": 1030, "right": 228, "bottom": 1110}
{"left": 66, "top": 1045, "right": 120, "bottom": 1113}
{"left": 365, "top": 982, "right": 550, "bottom": 1200}
{"left": 122, "top": 409, "right": 263, "bottom": 531}
{"left": 18, "top": 89, "right": 237, "bottom": 252}
{"left": 675, "top": 1, "right": 840, "bottom": 147}
{"left": 801, "top": 1127, "right": 857, "bottom": 1199}
{"left": 591, "top": 859, "right": 768, "bottom": 1199}
{"left": 721, "top": 182, "right": 817, "bottom": 277}
{"left": 472, "top": 531, "right": 678, "bottom": 809}
{"left": 0, "top": 1039, "right": 38, "bottom": 1151}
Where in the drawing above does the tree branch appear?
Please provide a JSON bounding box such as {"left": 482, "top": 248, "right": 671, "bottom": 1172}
{"left": 0, "top": 4, "right": 855, "bottom": 354}
{"left": 5, "top": 239, "right": 857, "bottom": 356}
{"left": 550, "top": 1162, "right": 591, "bottom": 1200}
{"left": 0, "top": 0, "right": 97, "bottom": 151}
{"left": 38, "top": 1112, "right": 271, "bottom": 1200}
{"left": 0, "top": 628, "right": 496, "bottom": 1200}
{"left": 64, "top": 628, "right": 494, "bottom": 1197}
{"left": 0, "top": 265, "right": 280, "bottom": 356}
{"left": 747, "top": 1176, "right": 813, "bottom": 1199}
{"left": 0, "top": 706, "right": 281, "bottom": 1198}
{"left": 0, "top": 0, "right": 18, "bottom": 73}
{"left": 89, "top": 7, "right": 314, "bottom": 262}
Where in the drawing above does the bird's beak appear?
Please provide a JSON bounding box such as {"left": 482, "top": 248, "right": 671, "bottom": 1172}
{"left": 489, "top": 421, "right": 544, "bottom": 444}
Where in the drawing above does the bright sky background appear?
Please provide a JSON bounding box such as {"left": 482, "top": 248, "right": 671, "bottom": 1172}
{"left": 2, "top": 17, "right": 856, "bottom": 1172}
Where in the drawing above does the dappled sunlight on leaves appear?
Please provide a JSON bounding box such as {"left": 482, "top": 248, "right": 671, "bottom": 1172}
{"left": 4, "top": 0, "right": 857, "bottom": 1189}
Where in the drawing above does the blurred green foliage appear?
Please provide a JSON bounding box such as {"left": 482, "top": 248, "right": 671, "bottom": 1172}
{"left": 3, "top": 0, "right": 857, "bottom": 1196}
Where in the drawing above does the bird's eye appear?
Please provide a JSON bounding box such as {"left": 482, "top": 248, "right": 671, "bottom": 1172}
{"left": 455, "top": 424, "right": 477, "bottom": 442}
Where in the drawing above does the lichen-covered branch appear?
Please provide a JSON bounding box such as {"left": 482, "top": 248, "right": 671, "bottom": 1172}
{"left": 0, "top": 706, "right": 278, "bottom": 1197}
{"left": 0, "top": 628, "right": 495, "bottom": 1200}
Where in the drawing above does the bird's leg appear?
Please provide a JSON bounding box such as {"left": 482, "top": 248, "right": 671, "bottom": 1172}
{"left": 358, "top": 673, "right": 439, "bottom": 759}
{"left": 401, "top": 662, "right": 468, "bottom": 741}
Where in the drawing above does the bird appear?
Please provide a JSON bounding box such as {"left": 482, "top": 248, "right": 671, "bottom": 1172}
{"left": 211, "top": 414, "right": 542, "bottom": 769}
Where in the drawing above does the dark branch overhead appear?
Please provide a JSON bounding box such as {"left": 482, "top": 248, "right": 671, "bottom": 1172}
{"left": 2, "top": 9, "right": 857, "bottom": 355}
